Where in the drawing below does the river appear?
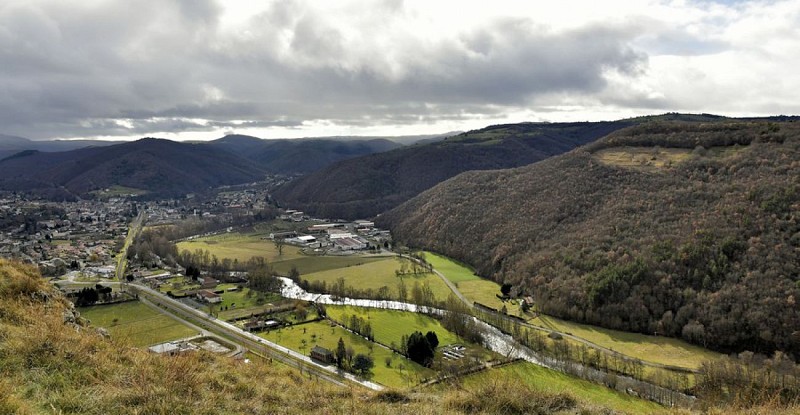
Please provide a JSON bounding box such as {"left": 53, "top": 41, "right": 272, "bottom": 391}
{"left": 278, "top": 276, "right": 696, "bottom": 407}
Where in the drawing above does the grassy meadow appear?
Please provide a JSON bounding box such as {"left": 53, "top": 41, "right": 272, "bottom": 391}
{"left": 176, "top": 232, "right": 303, "bottom": 263}
{"left": 271, "top": 255, "right": 387, "bottom": 275}
{"left": 176, "top": 231, "right": 393, "bottom": 277}
{"left": 425, "top": 252, "right": 507, "bottom": 309}
{"left": 259, "top": 320, "right": 434, "bottom": 388}
{"left": 300, "top": 257, "right": 455, "bottom": 302}
{"left": 78, "top": 301, "right": 197, "bottom": 347}
{"left": 325, "top": 305, "right": 460, "bottom": 349}
{"left": 529, "top": 314, "right": 721, "bottom": 369}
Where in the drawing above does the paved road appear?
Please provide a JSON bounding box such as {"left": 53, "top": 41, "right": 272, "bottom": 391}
{"left": 127, "top": 283, "right": 384, "bottom": 391}
{"left": 116, "top": 212, "right": 144, "bottom": 281}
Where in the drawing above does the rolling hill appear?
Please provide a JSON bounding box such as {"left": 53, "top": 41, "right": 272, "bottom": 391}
{"left": 0, "top": 134, "right": 123, "bottom": 153}
{"left": 378, "top": 120, "right": 800, "bottom": 356}
{"left": 272, "top": 121, "right": 636, "bottom": 219}
{"left": 0, "top": 138, "right": 265, "bottom": 199}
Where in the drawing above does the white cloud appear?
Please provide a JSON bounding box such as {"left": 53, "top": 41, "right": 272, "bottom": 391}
{"left": 0, "top": 0, "right": 797, "bottom": 140}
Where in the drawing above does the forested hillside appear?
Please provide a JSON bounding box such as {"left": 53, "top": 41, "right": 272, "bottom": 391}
{"left": 0, "top": 138, "right": 265, "bottom": 200}
{"left": 379, "top": 121, "right": 800, "bottom": 356}
{"left": 273, "top": 121, "right": 634, "bottom": 219}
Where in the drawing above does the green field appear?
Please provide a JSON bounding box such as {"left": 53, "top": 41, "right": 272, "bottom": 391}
{"left": 424, "top": 252, "right": 507, "bottom": 309}
{"left": 271, "top": 255, "right": 387, "bottom": 275}
{"left": 177, "top": 232, "right": 303, "bottom": 263}
{"left": 78, "top": 301, "right": 197, "bottom": 347}
{"left": 530, "top": 314, "right": 721, "bottom": 369}
{"left": 424, "top": 252, "right": 479, "bottom": 283}
{"left": 325, "top": 305, "right": 461, "bottom": 350}
{"left": 177, "top": 232, "right": 394, "bottom": 278}
{"left": 301, "top": 257, "right": 455, "bottom": 302}
{"left": 462, "top": 362, "right": 665, "bottom": 414}
{"left": 260, "top": 320, "right": 434, "bottom": 388}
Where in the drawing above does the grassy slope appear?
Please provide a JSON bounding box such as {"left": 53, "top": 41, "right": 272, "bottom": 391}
{"left": 78, "top": 301, "right": 197, "bottom": 347}
{"left": 1, "top": 260, "right": 444, "bottom": 414}
{"left": 460, "top": 361, "right": 665, "bottom": 414}
{"left": 529, "top": 314, "right": 721, "bottom": 369}
{"left": 259, "top": 320, "right": 434, "bottom": 389}
{"left": 301, "top": 257, "right": 454, "bottom": 301}
{"left": 425, "top": 252, "right": 506, "bottom": 310}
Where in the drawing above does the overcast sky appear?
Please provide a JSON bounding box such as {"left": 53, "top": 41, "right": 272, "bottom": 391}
{"left": 1, "top": 0, "right": 798, "bottom": 141}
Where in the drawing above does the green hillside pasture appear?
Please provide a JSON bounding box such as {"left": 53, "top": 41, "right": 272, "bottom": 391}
{"left": 260, "top": 320, "right": 434, "bottom": 388}
{"left": 325, "top": 305, "right": 460, "bottom": 350}
{"left": 176, "top": 232, "right": 302, "bottom": 263}
{"left": 300, "top": 258, "right": 454, "bottom": 302}
{"left": 457, "top": 280, "right": 507, "bottom": 310}
{"left": 462, "top": 362, "right": 665, "bottom": 414}
{"left": 424, "top": 252, "right": 507, "bottom": 309}
{"left": 529, "top": 314, "right": 721, "bottom": 370}
{"left": 79, "top": 301, "right": 197, "bottom": 347}
{"left": 424, "top": 252, "right": 479, "bottom": 283}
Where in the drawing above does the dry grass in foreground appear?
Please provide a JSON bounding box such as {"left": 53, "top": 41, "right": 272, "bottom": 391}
{"left": 1, "top": 258, "right": 797, "bottom": 415}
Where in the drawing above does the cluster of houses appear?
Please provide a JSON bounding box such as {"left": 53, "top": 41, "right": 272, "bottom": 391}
{"left": 0, "top": 196, "right": 134, "bottom": 275}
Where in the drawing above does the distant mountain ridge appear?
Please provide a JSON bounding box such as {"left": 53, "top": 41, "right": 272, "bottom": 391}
{"left": 0, "top": 134, "right": 124, "bottom": 153}
{"left": 271, "top": 120, "right": 637, "bottom": 219}
{"left": 0, "top": 138, "right": 265, "bottom": 200}
{"left": 208, "top": 135, "right": 402, "bottom": 174}
{"left": 0, "top": 133, "right": 421, "bottom": 199}
{"left": 378, "top": 119, "right": 800, "bottom": 356}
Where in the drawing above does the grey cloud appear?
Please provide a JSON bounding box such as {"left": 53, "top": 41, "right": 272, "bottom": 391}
{"left": 0, "top": 0, "right": 651, "bottom": 139}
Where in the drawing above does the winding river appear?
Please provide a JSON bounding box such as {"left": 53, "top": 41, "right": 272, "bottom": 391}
{"left": 279, "top": 276, "right": 695, "bottom": 407}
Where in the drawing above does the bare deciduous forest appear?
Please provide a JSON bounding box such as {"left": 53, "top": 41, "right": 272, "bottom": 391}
{"left": 380, "top": 121, "right": 800, "bottom": 357}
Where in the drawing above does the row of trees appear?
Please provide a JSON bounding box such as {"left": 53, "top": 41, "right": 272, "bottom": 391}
{"left": 339, "top": 314, "right": 374, "bottom": 342}
{"left": 296, "top": 276, "right": 438, "bottom": 307}
{"left": 696, "top": 351, "right": 800, "bottom": 406}
{"left": 73, "top": 284, "right": 113, "bottom": 306}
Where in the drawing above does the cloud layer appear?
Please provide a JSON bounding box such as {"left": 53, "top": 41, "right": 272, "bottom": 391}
{"left": 0, "top": 0, "right": 798, "bottom": 140}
